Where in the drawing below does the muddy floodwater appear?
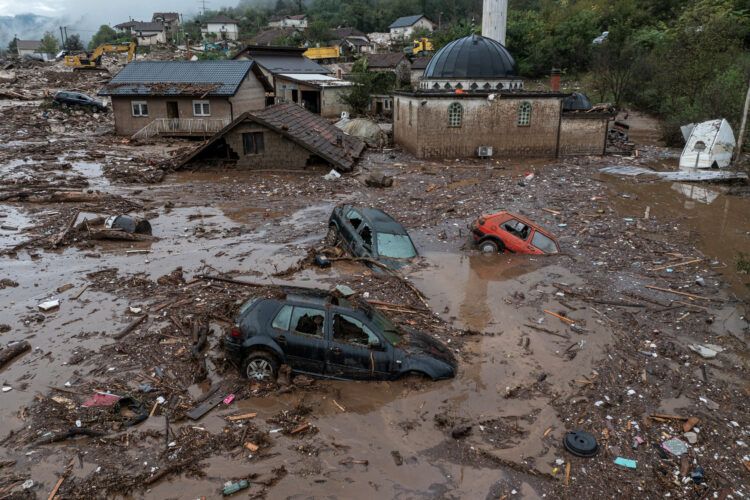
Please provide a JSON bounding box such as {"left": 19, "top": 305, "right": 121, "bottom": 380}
{"left": 0, "top": 96, "right": 748, "bottom": 500}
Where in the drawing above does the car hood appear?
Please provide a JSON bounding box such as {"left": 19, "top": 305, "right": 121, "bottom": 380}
{"left": 402, "top": 330, "right": 456, "bottom": 367}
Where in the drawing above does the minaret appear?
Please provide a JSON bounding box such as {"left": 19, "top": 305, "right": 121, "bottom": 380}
{"left": 482, "top": 0, "right": 508, "bottom": 46}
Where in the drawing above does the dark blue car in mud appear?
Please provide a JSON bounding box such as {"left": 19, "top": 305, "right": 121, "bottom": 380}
{"left": 325, "top": 205, "right": 417, "bottom": 269}
{"left": 224, "top": 288, "right": 456, "bottom": 381}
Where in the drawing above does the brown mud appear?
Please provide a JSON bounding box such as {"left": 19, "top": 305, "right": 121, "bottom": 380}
{"left": 0, "top": 63, "right": 748, "bottom": 499}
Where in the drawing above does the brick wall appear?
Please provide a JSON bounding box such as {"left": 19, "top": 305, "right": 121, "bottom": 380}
{"left": 229, "top": 75, "right": 267, "bottom": 114}
{"left": 559, "top": 115, "right": 609, "bottom": 156}
{"left": 223, "top": 122, "right": 314, "bottom": 169}
{"left": 394, "top": 94, "right": 563, "bottom": 159}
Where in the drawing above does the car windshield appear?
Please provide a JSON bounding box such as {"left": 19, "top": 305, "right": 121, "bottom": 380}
{"left": 368, "top": 308, "right": 403, "bottom": 346}
{"left": 376, "top": 233, "right": 416, "bottom": 259}
{"left": 531, "top": 231, "right": 559, "bottom": 253}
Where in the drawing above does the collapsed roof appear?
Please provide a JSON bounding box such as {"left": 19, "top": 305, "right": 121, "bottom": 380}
{"left": 179, "top": 102, "right": 365, "bottom": 172}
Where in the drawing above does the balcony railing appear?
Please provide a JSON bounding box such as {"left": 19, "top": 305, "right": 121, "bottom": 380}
{"left": 132, "top": 117, "right": 231, "bottom": 139}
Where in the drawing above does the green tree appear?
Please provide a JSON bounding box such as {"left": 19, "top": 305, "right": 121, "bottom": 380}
{"left": 63, "top": 33, "right": 84, "bottom": 51}
{"left": 306, "top": 17, "right": 332, "bottom": 43}
{"left": 89, "top": 25, "right": 118, "bottom": 49}
{"left": 8, "top": 37, "right": 18, "bottom": 54}
{"left": 430, "top": 22, "right": 474, "bottom": 51}
{"left": 39, "top": 31, "right": 58, "bottom": 54}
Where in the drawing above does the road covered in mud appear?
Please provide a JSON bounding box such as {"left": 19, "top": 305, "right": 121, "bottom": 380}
{"left": 1, "top": 67, "right": 749, "bottom": 499}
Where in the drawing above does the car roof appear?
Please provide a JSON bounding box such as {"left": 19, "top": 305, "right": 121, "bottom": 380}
{"left": 493, "top": 211, "right": 558, "bottom": 242}
{"left": 347, "top": 206, "right": 408, "bottom": 235}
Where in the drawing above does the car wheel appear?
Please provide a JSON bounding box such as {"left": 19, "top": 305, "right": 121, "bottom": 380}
{"left": 325, "top": 225, "right": 339, "bottom": 246}
{"left": 479, "top": 239, "right": 499, "bottom": 254}
{"left": 242, "top": 352, "right": 279, "bottom": 380}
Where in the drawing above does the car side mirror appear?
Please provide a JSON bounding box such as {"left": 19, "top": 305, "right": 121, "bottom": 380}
{"left": 370, "top": 339, "right": 385, "bottom": 351}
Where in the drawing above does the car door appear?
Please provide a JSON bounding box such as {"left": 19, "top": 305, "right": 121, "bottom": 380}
{"left": 326, "top": 310, "right": 391, "bottom": 379}
{"left": 269, "top": 304, "right": 328, "bottom": 374}
{"left": 339, "top": 208, "right": 366, "bottom": 255}
{"left": 498, "top": 218, "right": 533, "bottom": 253}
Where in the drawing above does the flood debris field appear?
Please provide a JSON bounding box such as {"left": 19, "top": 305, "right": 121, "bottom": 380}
{"left": 1, "top": 64, "right": 749, "bottom": 499}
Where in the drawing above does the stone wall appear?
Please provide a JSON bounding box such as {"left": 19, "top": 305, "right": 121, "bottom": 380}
{"left": 394, "top": 94, "right": 562, "bottom": 158}
{"left": 223, "top": 122, "right": 314, "bottom": 169}
{"left": 559, "top": 114, "right": 609, "bottom": 156}
{"left": 229, "top": 75, "right": 267, "bottom": 114}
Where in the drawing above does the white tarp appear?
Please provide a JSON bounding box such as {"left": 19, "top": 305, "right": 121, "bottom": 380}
{"left": 679, "top": 118, "right": 736, "bottom": 169}
{"left": 599, "top": 164, "right": 747, "bottom": 182}
{"left": 335, "top": 117, "right": 387, "bottom": 148}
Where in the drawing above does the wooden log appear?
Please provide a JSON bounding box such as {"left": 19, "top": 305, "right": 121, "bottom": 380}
{"left": 89, "top": 230, "right": 155, "bottom": 242}
{"left": 113, "top": 315, "right": 147, "bottom": 340}
{"left": 52, "top": 209, "right": 80, "bottom": 248}
{"left": 0, "top": 341, "right": 31, "bottom": 369}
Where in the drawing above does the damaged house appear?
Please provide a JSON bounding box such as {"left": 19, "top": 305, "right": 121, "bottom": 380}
{"left": 179, "top": 102, "right": 365, "bottom": 171}
{"left": 99, "top": 60, "right": 272, "bottom": 137}
{"left": 395, "top": 32, "right": 612, "bottom": 158}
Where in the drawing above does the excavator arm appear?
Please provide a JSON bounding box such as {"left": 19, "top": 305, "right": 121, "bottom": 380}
{"left": 65, "top": 42, "right": 136, "bottom": 70}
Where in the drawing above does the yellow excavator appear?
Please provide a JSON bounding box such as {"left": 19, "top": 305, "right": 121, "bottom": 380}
{"left": 64, "top": 43, "right": 135, "bottom": 71}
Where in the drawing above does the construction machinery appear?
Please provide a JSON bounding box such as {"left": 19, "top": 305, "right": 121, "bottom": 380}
{"left": 303, "top": 46, "right": 340, "bottom": 60}
{"left": 64, "top": 43, "right": 135, "bottom": 71}
{"left": 404, "top": 38, "right": 433, "bottom": 55}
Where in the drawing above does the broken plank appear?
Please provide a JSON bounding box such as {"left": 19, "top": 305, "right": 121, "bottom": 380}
{"left": 70, "top": 284, "right": 89, "bottom": 300}
{"left": 226, "top": 413, "right": 258, "bottom": 421}
{"left": 544, "top": 310, "right": 575, "bottom": 324}
{"left": 651, "top": 259, "right": 702, "bottom": 272}
{"left": 644, "top": 285, "right": 721, "bottom": 302}
{"left": 187, "top": 390, "right": 227, "bottom": 420}
{"left": 649, "top": 413, "right": 688, "bottom": 421}
{"left": 542, "top": 208, "right": 561, "bottom": 215}
{"left": 290, "top": 423, "right": 310, "bottom": 435}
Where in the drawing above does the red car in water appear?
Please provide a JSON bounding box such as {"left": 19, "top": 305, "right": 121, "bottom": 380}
{"left": 470, "top": 212, "right": 560, "bottom": 254}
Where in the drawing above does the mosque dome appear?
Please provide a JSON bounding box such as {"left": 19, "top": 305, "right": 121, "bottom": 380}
{"left": 423, "top": 34, "right": 517, "bottom": 79}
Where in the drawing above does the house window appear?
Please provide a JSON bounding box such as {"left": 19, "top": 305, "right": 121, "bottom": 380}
{"left": 384, "top": 99, "right": 392, "bottom": 110}
{"left": 131, "top": 101, "right": 148, "bottom": 116}
{"left": 193, "top": 100, "right": 210, "bottom": 116}
{"left": 448, "top": 102, "right": 462, "bottom": 127}
{"left": 518, "top": 102, "right": 532, "bottom": 126}
{"left": 242, "top": 132, "right": 264, "bottom": 155}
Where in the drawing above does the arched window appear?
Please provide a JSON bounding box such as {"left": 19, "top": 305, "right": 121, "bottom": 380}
{"left": 448, "top": 102, "right": 462, "bottom": 127}
{"left": 518, "top": 101, "right": 532, "bottom": 126}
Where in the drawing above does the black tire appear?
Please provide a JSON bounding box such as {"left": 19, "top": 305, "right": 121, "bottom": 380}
{"left": 241, "top": 352, "right": 279, "bottom": 380}
{"left": 325, "top": 225, "right": 339, "bottom": 246}
{"left": 478, "top": 239, "right": 499, "bottom": 254}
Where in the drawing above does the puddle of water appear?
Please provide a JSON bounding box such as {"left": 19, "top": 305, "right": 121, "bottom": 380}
{"left": 604, "top": 176, "right": 750, "bottom": 299}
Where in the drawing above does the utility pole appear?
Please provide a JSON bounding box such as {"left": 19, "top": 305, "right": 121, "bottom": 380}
{"left": 59, "top": 26, "right": 65, "bottom": 48}
{"left": 735, "top": 77, "right": 750, "bottom": 167}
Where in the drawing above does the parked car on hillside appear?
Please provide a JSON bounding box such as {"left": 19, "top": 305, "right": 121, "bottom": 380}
{"left": 470, "top": 212, "right": 560, "bottom": 254}
{"left": 52, "top": 91, "right": 107, "bottom": 112}
{"left": 224, "top": 288, "right": 456, "bottom": 381}
{"left": 325, "top": 205, "right": 417, "bottom": 269}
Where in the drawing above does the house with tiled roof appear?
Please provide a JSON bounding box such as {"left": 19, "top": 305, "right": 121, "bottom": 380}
{"left": 268, "top": 14, "right": 308, "bottom": 29}
{"left": 366, "top": 53, "right": 411, "bottom": 86}
{"left": 202, "top": 15, "right": 240, "bottom": 41}
{"left": 99, "top": 60, "right": 271, "bottom": 136}
{"left": 131, "top": 21, "right": 166, "bottom": 46}
{"left": 178, "top": 102, "right": 365, "bottom": 171}
{"left": 388, "top": 14, "right": 435, "bottom": 39}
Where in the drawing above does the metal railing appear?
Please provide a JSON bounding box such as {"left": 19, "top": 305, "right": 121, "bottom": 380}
{"left": 132, "top": 118, "right": 231, "bottom": 139}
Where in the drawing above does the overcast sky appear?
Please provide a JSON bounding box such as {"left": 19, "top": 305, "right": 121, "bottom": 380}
{"left": 1, "top": 0, "right": 237, "bottom": 40}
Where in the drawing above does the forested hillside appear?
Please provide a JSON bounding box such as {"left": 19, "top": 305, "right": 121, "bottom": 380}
{"left": 197, "top": 0, "right": 749, "bottom": 145}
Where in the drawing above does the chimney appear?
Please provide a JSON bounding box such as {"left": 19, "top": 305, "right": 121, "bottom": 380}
{"left": 482, "top": 0, "right": 508, "bottom": 46}
{"left": 550, "top": 68, "right": 561, "bottom": 91}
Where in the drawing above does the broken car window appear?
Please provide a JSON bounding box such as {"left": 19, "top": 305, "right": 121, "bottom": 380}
{"left": 501, "top": 219, "right": 530, "bottom": 240}
{"left": 531, "top": 231, "right": 559, "bottom": 254}
{"left": 376, "top": 233, "right": 416, "bottom": 259}
{"left": 290, "top": 307, "right": 325, "bottom": 337}
{"left": 369, "top": 308, "right": 403, "bottom": 346}
{"left": 359, "top": 224, "right": 373, "bottom": 247}
{"left": 333, "top": 314, "right": 379, "bottom": 347}
{"left": 345, "top": 208, "right": 362, "bottom": 229}
{"left": 271, "top": 305, "right": 292, "bottom": 330}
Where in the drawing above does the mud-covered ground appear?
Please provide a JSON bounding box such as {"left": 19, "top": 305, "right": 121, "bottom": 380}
{"left": 1, "top": 62, "right": 749, "bottom": 499}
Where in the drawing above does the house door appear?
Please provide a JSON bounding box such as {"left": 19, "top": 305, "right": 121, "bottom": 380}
{"left": 376, "top": 102, "right": 383, "bottom": 114}
{"left": 301, "top": 90, "right": 320, "bottom": 114}
{"left": 166, "top": 101, "right": 179, "bottom": 130}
